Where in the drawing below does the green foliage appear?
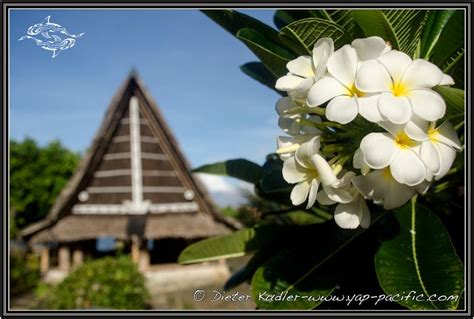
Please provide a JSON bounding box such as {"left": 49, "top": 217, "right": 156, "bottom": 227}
{"left": 375, "top": 200, "right": 464, "bottom": 310}
{"left": 37, "top": 256, "right": 149, "bottom": 309}
{"left": 178, "top": 226, "right": 287, "bottom": 264}
{"left": 10, "top": 138, "right": 80, "bottom": 229}
{"left": 433, "top": 85, "right": 464, "bottom": 125}
{"left": 240, "top": 62, "right": 282, "bottom": 94}
{"left": 193, "top": 158, "right": 263, "bottom": 184}
{"left": 237, "top": 28, "right": 294, "bottom": 77}
{"left": 10, "top": 249, "right": 40, "bottom": 296}
{"left": 279, "top": 18, "right": 351, "bottom": 55}
{"left": 419, "top": 10, "right": 456, "bottom": 59}
{"left": 198, "top": 9, "right": 465, "bottom": 310}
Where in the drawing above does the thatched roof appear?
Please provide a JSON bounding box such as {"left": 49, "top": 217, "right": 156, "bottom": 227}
{"left": 29, "top": 213, "right": 229, "bottom": 244}
{"left": 22, "top": 71, "right": 239, "bottom": 243}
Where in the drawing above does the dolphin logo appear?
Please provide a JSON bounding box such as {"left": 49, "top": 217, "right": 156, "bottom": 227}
{"left": 18, "top": 16, "right": 85, "bottom": 58}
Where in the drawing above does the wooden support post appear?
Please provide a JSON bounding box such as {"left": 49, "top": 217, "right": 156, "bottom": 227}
{"left": 138, "top": 247, "right": 150, "bottom": 272}
{"left": 58, "top": 245, "right": 71, "bottom": 271}
{"left": 72, "top": 248, "right": 84, "bottom": 268}
{"left": 40, "top": 246, "right": 49, "bottom": 273}
{"left": 131, "top": 235, "right": 140, "bottom": 264}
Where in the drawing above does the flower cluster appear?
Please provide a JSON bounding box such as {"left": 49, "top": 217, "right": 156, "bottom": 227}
{"left": 276, "top": 36, "right": 462, "bottom": 229}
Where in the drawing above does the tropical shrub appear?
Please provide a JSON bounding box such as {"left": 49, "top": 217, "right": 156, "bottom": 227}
{"left": 37, "top": 256, "right": 150, "bottom": 309}
{"left": 179, "top": 9, "right": 465, "bottom": 310}
{"left": 10, "top": 249, "right": 40, "bottom": 296}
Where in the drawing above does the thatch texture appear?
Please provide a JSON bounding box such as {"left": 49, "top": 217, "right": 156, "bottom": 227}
{"left": 22, "top": 72, "right": 239, "bottom": 244}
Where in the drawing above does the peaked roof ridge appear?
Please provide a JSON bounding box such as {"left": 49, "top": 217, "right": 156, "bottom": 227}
{"left": 22, "top": 72, "right": 239, "bottom": 239}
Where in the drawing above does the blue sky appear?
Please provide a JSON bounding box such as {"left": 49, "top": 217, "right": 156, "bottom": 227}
{"left": 9, "top": 9, "right": 281, "bottom": 206}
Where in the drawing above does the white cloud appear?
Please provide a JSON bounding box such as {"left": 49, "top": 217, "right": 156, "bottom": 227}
{"left": 194, "top": 173, "right": 254, "bottom": 207}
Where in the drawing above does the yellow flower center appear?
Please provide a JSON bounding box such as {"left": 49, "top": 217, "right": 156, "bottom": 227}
{"left": 382, "top": 167, "right": 393, "bottom": 180}
{"left": 349, "top": 83, "right": 365, "bottom": 97}
{"left": 391, "top": 82, "right": 408, "bottom": 97}
{"left": 395, "top": 132, "right": 417, "bottom": 149}
{"left": 427, "top": 124, "right": 439, "bottom": 142}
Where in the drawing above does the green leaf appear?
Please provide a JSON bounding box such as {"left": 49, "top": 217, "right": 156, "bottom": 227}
{"left": 433, "top": 86, "right": 464, "bottom": 121}
{"left": 251, "top": 211, "right": 386, "bottom": 309}
{"left": 313, "top": 10, "right": 365, "bottom": 39}
{"left": 273, "top": 10, "right": 317, "bottom": 30}
{"left": 419, "top": 10, "right": 456, "bottom": 59}
{"left": 178, "top": 226, "right": 286, "bottom": 264}
{"left": 352, "top": 10, "right": 427, "bottom": 57}
{"left": 252, "top": 248, "right": 339, "bottom": 309}
{"left": 282, "top": 209, "right": 332, "bottom": 225}
{"left": 375, "top": 200, "right": 464, "bottom": 310}
{"left": 201, "top": 10, "right": 281, "bottom": 45}
{"left": 192, "top": 159, "right": 263, "bottom": 184}
{"left": 430, "top": 10, "right": 464, "bottom": 70}
{"left": 256, "top": 154, "right": 292, "bottom": 202}
{"left": 278, "top": 18, "right": 351, "bottom": 56}
{"left": 240, "top": 62, "right": 282, "bottom": 95}
{"left": 224, "top": 248, "right": 280, "bottom": 291}
{"left": 237, "top": 28, "right": 295, "bottom": 77}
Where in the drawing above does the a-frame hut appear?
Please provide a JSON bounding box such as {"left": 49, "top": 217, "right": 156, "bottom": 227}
{"left": 21, "top": 73, "right": 236, "bottom": 283}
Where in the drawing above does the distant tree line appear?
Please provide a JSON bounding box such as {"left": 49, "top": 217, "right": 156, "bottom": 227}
{"left": 10, "top": 138, "right": 80, "bottom": 237}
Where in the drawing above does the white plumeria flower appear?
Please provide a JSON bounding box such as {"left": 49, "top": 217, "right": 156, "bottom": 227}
{"left": 316, "top": 171, "right": 370, "bottom": 229}
{"left": 306, "top": 44, "right": 384, "bottom": 124}
{"left": 359, "top": 122, "right": 427, "bottom": 186}
{"left": 356, "top": 50, "right": 448, "bottom": 124}
{"left": 282, "top": 137, "right": 352, "bottom": 209}
{"left": 334, "top": 193, "right": 371, "bottom": 229}
{"left": 276, "top": 38, "right": 334, "bottom": 99}
{"left": 276, "top": 97, "right": 322, "bottom": 136}
{"left": 277, "top": 135, "right": 315, "bottom": 161}
{"left": 351, "top": 36, "right": 391, "bottom": 61}
{"left": 404, "top": 117, "right": 462, "bottom": 181}
{"left": 352, "top": 168, "right": 420, "bottom": 210}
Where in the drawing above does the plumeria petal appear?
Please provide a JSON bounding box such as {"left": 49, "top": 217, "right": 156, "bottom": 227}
{"left": 323, "top": 184, "right": 354, "bottom": 203}
{"left": 358, "top": 95, "right": 383, "bottom": 123}
{"left": 383, "top": 178, "right": 416, "bottom": 210}
{"left": 307, "top": 179, "right": 320, "bottom": 209}
{"left": 351, "top": 36, "right": 391, "bottom": 61}
{"left": 420, "top": 141, "right": 441, "bottom": 175}
{"left": 287, "top": 55, "right": 314, "bottom": 78}
{"left": 408, "top": 89, "right": 446, "bottom": 121}
{"left": 313, "top": 37, "right": 334, "bottom": 80}
{"left": 311, "top": 154, "right": 338, "bottom": 186}
{"left": 439, "top": 73, "right": 455, "bottom": 86}
{"left": 378, "top": 92, "right": 412, "bottom": 124}
{"left": 291, "top": 180, "right": 310, "bottom": 206}
{"left": 352, "top": 169, "right": 386, "bottom": 202}
{"left": 360, "top": 133, "right": 398, "bottom": 169}
{"left": 389, "top": 149, "right": 427, "bottom": 186}
{"left": 377, "top": 50, "right": 412, "bottom": 85}
{"left": 355, "top": 60, "right": 392, "bottom": 93}
{"left": 282, "top": 157, "right": 307, "bottom": 183}
{"left": 288, "top": 77, "right": 315, "bottom": 100}
{"left": 401, "top": 59, "right": 443, "bottom": 89}
{"left": 434, "top": 121, "right": 462, "bottom": 150}
{"left": 327, "top": 44, "right": 358, "bottom": 87}
{"left": 295, "top": 137, "right": 321, "bottom": 167}
{"left": 326, "top": 95, "right": 358, "bottom": 124}
{"left": 353, "top": 149, "right": 370, "bottom": 175}
{"left": 316, "top": 190, "right": 336, "bottom": 205}
{"left": 434, "top": 142, "right": 457, "bottom": 180}
{"left": 404, "top": 115, "right": 429, "bottom": 141}
{"left": 275, "top": 97, "right": 295, "bottom": 115}
{"left": 307, "top": 76, "right": 348, "bottom": 107}
{"left": 358, "top": 197, "right": 371, "bottom": 228}
{"left": 334, "top": 198, "right": 366, "bottom": 229}
{"left": 275, "top": 74, "right": 305, "bottom": 91}
{"left": 413, "top": 180, "right": 431, "bottom": 194}
{"left": 378, "top": 121, "right": 405, "bottom": 137}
